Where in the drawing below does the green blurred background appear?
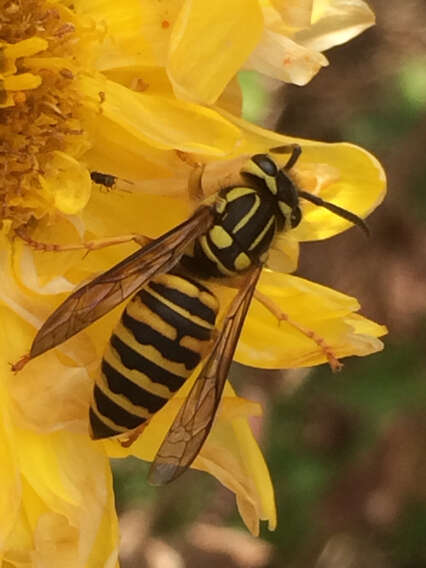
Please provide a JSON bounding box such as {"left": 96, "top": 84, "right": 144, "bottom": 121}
{"left": 114, "top": 1, "right": 426, "bottom": 566}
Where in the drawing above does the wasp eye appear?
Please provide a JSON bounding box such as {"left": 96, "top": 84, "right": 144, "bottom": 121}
{"left": 290, "top": 207, "right": 302, "bottom": 228}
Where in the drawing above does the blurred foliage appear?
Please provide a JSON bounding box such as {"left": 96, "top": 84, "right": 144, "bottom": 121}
{"left": 264, "top": 336, "right": 426, "bottom": 566}
{"left": 344, "top": 57, "right": 426, "bottom": 152}
{"left": 113, "top": 1, "right": 426, "bottom": 566}
{"left": 238, "top": 70, "right": 272, "bottom": 124}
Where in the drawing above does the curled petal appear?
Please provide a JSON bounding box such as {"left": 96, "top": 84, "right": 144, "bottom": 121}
{"left": 17, "top": 430, "right": 118, "bottom": 566}
{"left": 195, "top": 394, "right": 277, "bottom": 536}
{"left": 297, "top": 0, "right": 376, "bottom": 53}
{"left": 246, "top": 29, "right": 328, "bottom": 86}
{"left": 268, "top": 0, "right": 314, "bottom": 30}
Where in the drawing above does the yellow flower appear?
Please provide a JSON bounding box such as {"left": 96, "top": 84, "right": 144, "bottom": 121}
{"left": 167, "top": 0, "right": 375, "bottom": 102}
{"left": 0, "top": 303, "right": 118, "bottom": 567}
{"left": 6, "top": 128, "right": 385, "bottom": 537}
{"left": 0, "top": 0, "right": 384, "bottom": 548}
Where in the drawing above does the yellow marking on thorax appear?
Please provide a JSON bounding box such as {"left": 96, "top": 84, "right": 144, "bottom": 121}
{"left": 232, "top": 192, "right": 261, "bottom": 234}
{"left": 242, "top": 160, "right": 278, "bottom": 194}
{"left": 113, "top": 324, "right": 193, "bottom": 377}
{"left": 209, "top": 225, "right": 233, "bottom": 249}
{"left": 248, "top": 215, "right": 276, "bottom": 251}
{"left": 225, "top": 186, "right": 255, "bottom": 202}
{"left": 278, "top": 201, "right": 292, "bottom": 229}
{"left": 102, "top": 343, "right": 179, "bottom": 399}
{"left": 215, "top": 196, "right": 227, "bottom": 213}
{"left": 234, "top": 252, "right": 251, "bottom": 271}
{"left": 263, "top": 174, "right": 278, "bottom": 195}
{"left": 199, "top": 235, "right": 235, "bottom": 276}
{"left": 259, "top": 251, "right": 269, "bottom": 264}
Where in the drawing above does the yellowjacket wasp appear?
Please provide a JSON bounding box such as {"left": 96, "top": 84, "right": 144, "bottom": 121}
{"left": 13, "top": 145, "right": 368, "bottom": 484}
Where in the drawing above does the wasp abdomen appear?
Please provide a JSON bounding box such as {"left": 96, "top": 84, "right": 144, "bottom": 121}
{"left": 89, "top": 273, "right": 219, "bottom": 439}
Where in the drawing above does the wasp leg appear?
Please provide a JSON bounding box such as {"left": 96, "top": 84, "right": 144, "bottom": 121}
{"left": 119, "top": 422, "right": 148, "bottom": 448}
{"left": 15, "top": 229, "right": 152, "bottom": 254}
{"left": 269, "top": 143, "right": 302, "bottom": 171}
{"left": 176, "top": 150, "right": 206, "bottom": 202}
{"left": 175, "top": 150, "right": 200, "bottom": 169}
{"left": 10, "top": 353, "right": 31, "bottom": 373}
{"left": 254, "top": 290, "right": 343, "bottom": 372}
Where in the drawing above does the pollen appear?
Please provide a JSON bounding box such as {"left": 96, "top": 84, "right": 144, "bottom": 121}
{"left": 0, "top": 0, "right": 94, "bottom": 227}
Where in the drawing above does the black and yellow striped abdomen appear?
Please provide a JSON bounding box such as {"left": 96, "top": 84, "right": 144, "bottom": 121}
{"left": 89, "top": 273, "right": 219, "bottom": 439}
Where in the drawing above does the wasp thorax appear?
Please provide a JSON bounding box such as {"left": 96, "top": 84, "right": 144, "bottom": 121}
{"left": 180, "top": 154, "right": 302, "bottom": 279}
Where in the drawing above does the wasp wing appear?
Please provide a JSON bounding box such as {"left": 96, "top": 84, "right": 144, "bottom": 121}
{"left": 148, "top": 265, "right": 262, "bottom": 485}
{"left": 30, "top": 206, "right": 213, "bottom": 360}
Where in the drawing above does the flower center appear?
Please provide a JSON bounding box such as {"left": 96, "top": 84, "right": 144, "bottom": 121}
{"left": 0, "top": 0, "right": 93, "bottom": 226}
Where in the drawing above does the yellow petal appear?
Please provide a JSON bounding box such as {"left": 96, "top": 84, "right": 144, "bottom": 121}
{"left": 32, "top": 512, "right": 81, "bottom": 568}
{"left": 16, "top": 473, "right": 118, "bottom": 568}
{"left": 1, "top": 304, "right": 95, "bottom": 433}
{"left": 81, "top": 172, "right": 193, "bottom": 240}
{"left": 268, "top": 0, "right": 314, "bottom": 29}
{"left": 10, "top": 353, "right": 91, "bottom": 433}
{"left": 298, "top": 0, "right": 375, "bottom": 52}
{"left": 76, "top": 0, "right": 181, "bottom": 67}
{"left": 168, "top": 0, "right": 263, "bottom": 103}
{"left": 0, "top": 385, "right": 21, "bottom": 550}
{"left": 195, "top": 396, "right": 277, "bottom": 535}
{"left": 267, "top": 232, "right": 300, "bottom": 273}
{"left": 14, "top": 217, "right": 84, "bottom": 293}
{"left": 104, "top": 383, "right": 276, "bottom": 535}
{"left": 19, "top": 430, "right": 117, "bottom": 562}
{"left": 246, "top": 29, "right": 328, "bottom": 86}
{"left": 0, "top": 302, "right": 118, "bottom": 562}
{"left": 18, "top": 430, "right": 82, "bottom": 509}
{"left": 5, "top": 482, "right": 45, "bottom": 565}
{"left": 291, "top": 142, "right": 386, "bottom": 241}
{"left": 86, "top": 472, "right": 119, "bottom": 568}
{"left": 209, "top": 271, "right": 386, "bottom": 369}
{"left": 80, "top": 75, "right": 241, "bottom": 155}
{"left": 0, "top": 308, "right": 117, "bottom": 568}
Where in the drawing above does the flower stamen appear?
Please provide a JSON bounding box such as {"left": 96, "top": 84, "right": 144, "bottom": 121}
{"left": 0, "top": 0, "right": 94, "bottom": 226}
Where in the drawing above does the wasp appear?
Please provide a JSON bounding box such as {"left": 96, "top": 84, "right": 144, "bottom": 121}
{"left": 13, "top": 145, "right": 368, "bottom": 485}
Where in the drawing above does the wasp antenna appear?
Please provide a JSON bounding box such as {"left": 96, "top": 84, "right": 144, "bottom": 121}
{"left": 269, "top": 144, "right": 302, "bottom": 171}
{"left": 298, "top": 190, "right": 370, "bottom": 237}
